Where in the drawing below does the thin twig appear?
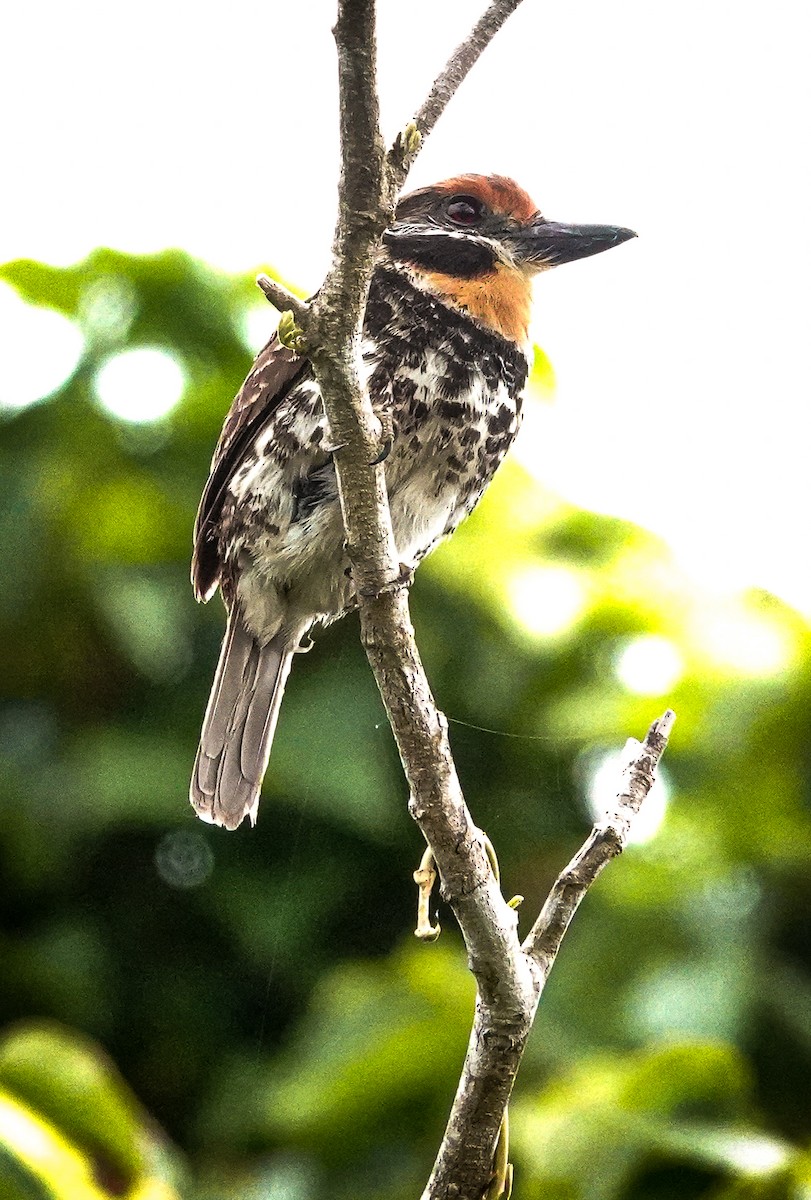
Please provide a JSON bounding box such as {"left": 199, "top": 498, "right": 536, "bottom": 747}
{"left": 387, "top": 0, "right": 526, "bottom": 185}
{"left": 524, "top": 710, "right": 676, "bottom": 974}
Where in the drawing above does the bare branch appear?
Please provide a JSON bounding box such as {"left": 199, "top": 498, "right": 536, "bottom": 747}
{"left": 303, "top": 0, "right": 398, "bottom": 597}
{"left": 297, "top": 1, "right": 540, "bottom": 1194}
{"left": 387, "top": 0, "right": 527, "bottom": 184}
{"left": 524, "top": 710, "right": 677, "bottom": 974}
{"left": 360, "top": 587, "right": 533, "bottom": 1003}
{"left": 303, "top": 0, "right": 530, "bottom": 1020}
{"left": 422, "top": 711, "right": 675, "bottom": 1199}
{"left": 423, "top": 996, "right": 533, "bottom": 1200}
{"left": 325, "top": 0, "right": 392, "bottom": 327}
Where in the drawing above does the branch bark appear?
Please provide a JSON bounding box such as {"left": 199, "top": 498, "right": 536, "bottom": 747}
{"left": 255, "top": 3, "right": 665, "bottom": 1196}
{"left": 406, "top": 0, "right": 527, "bottom": 152}
{"left": 524, "top": 711, "right": 677, "bottom": 977}
{"left": 422, "top": 711, "right": 675, "bottom": 1199}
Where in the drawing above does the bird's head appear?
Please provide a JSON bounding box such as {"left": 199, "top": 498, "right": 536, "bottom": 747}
{"left": 382, "top": 174, "right": 636, "bottom": 344}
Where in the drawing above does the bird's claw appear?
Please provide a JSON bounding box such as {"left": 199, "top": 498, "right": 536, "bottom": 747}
{"left": 369, "top": 410, "right": 394, "bottom": 465}
{"left": 387, "top": 562, "right": 414, "bottom": 592}
{"left": 356, "top": 562, "right": 413, "bottom": 599}
{"left": 369, "top": 436, "right": 392, "bottom": 466}
{"left": 278, "top": 310, "right": 308, "bottom": 353}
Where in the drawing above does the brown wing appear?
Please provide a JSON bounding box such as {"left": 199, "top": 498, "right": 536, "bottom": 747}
{"left": 191, "top": 335, "right": 310, "bottom": 601}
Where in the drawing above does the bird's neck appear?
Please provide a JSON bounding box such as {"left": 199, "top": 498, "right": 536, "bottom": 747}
{"left": 407, "top": 261, "right": 533, "bottom": 345}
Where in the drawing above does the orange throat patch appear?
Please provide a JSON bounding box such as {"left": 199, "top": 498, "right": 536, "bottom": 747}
{"left": 420, "top": 262, "right": 532, "bottom": 345}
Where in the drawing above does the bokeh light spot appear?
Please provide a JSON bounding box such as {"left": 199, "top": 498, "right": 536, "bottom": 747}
{"left": 615, "top": 635, "right": 684, "bottom": 695}
{"left": 95, "top": 573, "right": 192, "bottom": 683}
{"left": 695, "top": 607, "right": 794, "bottom": 676}
{"left": 508, "top": 565, "right": 586, "bottom": 637}
{"left": 79, "top": 275, "right": 138, "bottom": 345}
{"left": 241, "top": 304, "right": 275, "bottom": 353}
{"left": 155, "top": 830, "right": 214, "bottom": 890}
{"left": 714, "top": 1132, "right": 791, "bottom": 1175}
{"left": 94, "top": 347, "right": 185, "bottom": 423}
{"left": 0, "top": 1096, "right": 55, "bottom": 1167}
{"left": 0, "top": 282, "right": 84, "bottom": 412}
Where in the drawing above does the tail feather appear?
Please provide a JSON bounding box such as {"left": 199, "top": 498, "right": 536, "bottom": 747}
{"left": 191, "top": 614, "right": 294, "bottom": 829}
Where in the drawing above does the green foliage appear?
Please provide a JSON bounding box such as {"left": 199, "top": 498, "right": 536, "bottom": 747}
{"left": 0, "top": 1021, "right": 183, "bottom": 1200}
{"left": 511, "top": 1042, "right": 811, "bottom": 1199}
{"left": 2, "top": 250, "right": 811, "bottom": 1199}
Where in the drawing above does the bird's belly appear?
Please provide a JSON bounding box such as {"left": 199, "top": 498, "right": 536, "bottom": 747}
{"left": 389, "top": 469, "right": 458, "bottom": 565}
{"left": 223, "top": 359, "right": 522, "bottom": 634}
{"left": 386, "top": 374, "right": 522, "bottom": 565}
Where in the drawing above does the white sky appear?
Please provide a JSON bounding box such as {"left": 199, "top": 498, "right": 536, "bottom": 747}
{"left": 2, "top": 0, "right": 810, "bottom": 611}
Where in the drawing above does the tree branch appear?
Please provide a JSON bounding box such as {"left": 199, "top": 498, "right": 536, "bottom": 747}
{"left": 258, "top": 2, "right": 658, "bottom": 1197}
{"left": 524, "top": 710, "right": 677, "bottom": 976}
{"left": 422, "top": 711, "right": 676, "bottom": 1200}
{"left": 395, "top": 0, "right": 526, "bottom": 171}
{"left": 305, "top": 0, "right": 399, "bottom": 594}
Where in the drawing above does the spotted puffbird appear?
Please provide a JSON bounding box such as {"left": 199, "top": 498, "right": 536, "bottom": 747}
{"left": 190, "top": 174, "right": 635, "bottom": 829}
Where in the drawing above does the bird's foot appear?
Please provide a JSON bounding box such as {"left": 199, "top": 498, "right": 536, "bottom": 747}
{"left": 357, "top": 562, "right": 413, "bottom": 599}
{"left": 278, "top": 310, "right": 308, "bottom": 353}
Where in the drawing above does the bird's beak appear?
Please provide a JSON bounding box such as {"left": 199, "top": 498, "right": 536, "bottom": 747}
{"left": 512, "top": 218, "right": 637, "bottom": 268}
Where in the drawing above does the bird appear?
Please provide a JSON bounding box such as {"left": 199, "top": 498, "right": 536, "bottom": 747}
{"left": 190, "top": 174, "right": 635, "bottom": 829}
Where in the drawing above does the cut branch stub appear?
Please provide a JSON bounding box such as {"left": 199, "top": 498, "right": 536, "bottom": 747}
{"left": 255, "top": 274, "right": 308, "bottom": 324}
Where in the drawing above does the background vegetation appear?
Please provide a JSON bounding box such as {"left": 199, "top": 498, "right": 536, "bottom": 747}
{"left": 2, "top": 250, "right": 811, "bottom": 1199}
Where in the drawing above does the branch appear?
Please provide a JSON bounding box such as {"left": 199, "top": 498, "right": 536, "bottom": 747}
{"left": 259, "top": 2, "right": 660, "bottom": 1197}
{"left": 391, "top": 0, "right": 526, "bottom": 179}
{"left": 293, "top": 1, "right": 536, "bottom": 1195}
{"left": 524, "top": 709, "right": 677, "bottom": 974}
{"left": 422, "top": 711, "right": 676, "bottom": 1200}
{"left": 302, "top": 0, "right": 532, "bottom": 1001}
{"left": 305, "top": 0, "right": 399, "bottom": 594}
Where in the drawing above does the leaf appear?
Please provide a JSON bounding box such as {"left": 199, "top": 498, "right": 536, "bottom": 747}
{"left": 0, "top": 1022, "right": 184, "bottom": 1198}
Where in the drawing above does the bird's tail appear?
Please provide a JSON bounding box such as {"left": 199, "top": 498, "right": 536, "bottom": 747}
{"left": 190, "top": 613, "right": 294, "bottom": 830}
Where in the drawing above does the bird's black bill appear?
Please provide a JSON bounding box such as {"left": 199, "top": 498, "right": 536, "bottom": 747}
{"left": 517, "top": 220, "right": 637, "bottom": 267}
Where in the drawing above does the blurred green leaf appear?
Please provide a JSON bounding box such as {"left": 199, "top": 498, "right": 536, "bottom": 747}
{"left": 0, "top": 1022, "right": 184, "bottom": 1199}
{"left": 511, "top": 1043, "right": 798, "bottom": 1200}
{"left": 202, "top": 940, "right": 474, "bottom": 1158}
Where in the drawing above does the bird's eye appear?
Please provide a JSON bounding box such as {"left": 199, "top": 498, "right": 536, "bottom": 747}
{"left": 446, "top": 195, "right": 485, "bottom": 226}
